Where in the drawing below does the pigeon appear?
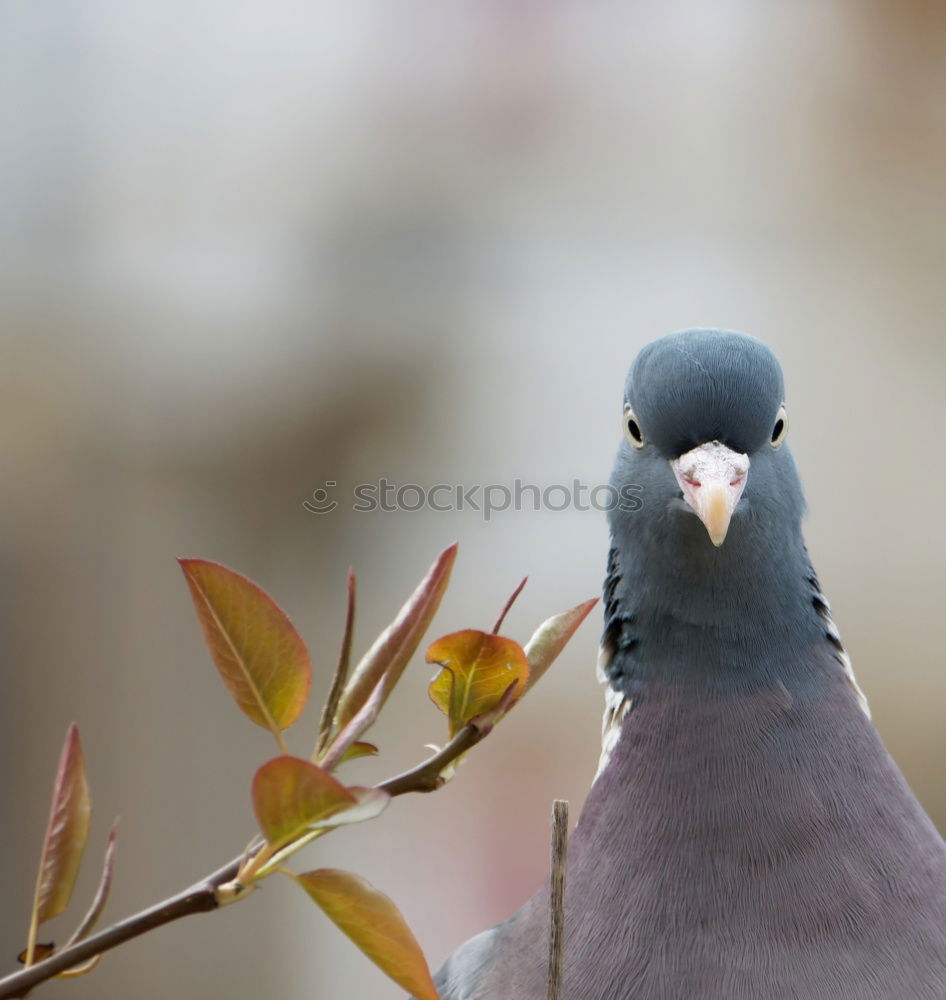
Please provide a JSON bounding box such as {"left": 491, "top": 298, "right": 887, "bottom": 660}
{"left": 425, "top": 329, "right": 946, "bottom": 1000}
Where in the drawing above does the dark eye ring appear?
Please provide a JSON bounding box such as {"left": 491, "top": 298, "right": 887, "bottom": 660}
{"left": 623, "top": 406, "right": 645, "bottom": 449}
{"left": 771, "top": 404, "right": 788, "bottom": 448}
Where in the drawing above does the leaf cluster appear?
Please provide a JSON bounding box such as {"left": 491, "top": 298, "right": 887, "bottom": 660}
{"left": 4, "top": 544, "right": 595, "bottom": 999}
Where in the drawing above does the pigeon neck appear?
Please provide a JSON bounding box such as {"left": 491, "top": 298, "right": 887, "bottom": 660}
{"left": 601, "top": 523, "right": 834, "bottom": 696}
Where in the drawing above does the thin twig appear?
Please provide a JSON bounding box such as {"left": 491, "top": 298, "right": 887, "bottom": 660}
{"left": 491, "top": 577, "right": 528, "bottom": 634}
{"left": 377, "top": 721, "right": 488, "bottom": 797}
{"left": 0, "top": 711, "right": 506, "bottom": 999}
{"left": 0, "top": 849, "right": 245, "bottom": 1000}
{"left": 316, "top": 570, "right": 356, "bottom": 756}
{"left": 547, "top": 799, "right": 568, "bottom": 1000}
{"left": 378, "top": 680, "right": 520, "bottom": 797}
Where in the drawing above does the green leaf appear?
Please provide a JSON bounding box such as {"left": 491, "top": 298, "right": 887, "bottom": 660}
{"left": 427, "top": 630, "right": 530, "bottom": 737}
{"left": 316, "top": 569, "right": 357, "bottom": 755}
{"left": 339, "top": 741, "right": 379, "bottom": 763}
{"left": 56, "top": 954, "right": 102, "bottom": 979}
{"left": 294, "top": 869, "right": 439, "bottom": 1000}
{"left": 179, "top": 559, "right": 312, "bottom": 749}
{"left": 64, "top": 818, "right": 119, "bottom": 947}
{"left": 25, "top": 724, "right": 92, "bottom": 964}
{"left": 523, "top": 597, "right": 598, "bottom": 692}
{"left": 307, "top": 785, "right": 389, "bottom": 831}
{"left": 321, "top": 544, "right": 457, "bottom": 769}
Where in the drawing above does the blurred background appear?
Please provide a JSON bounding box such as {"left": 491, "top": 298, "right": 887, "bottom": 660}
{"left": 2, "top": 1, "right": 945, "bottom": 996}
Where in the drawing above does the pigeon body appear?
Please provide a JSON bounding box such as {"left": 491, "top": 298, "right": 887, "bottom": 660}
{"left": 429, "top": 330, "right": 946, "bottom": 1000}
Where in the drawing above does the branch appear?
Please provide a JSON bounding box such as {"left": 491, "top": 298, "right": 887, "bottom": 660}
{"left": 0, "top": 853, "right": 244, "bottom": 1000}
{"left": 0, "top": 692, "right": 514, "bottom": 997}
{"left": 376, "top": 721, "right": 488, "bottom": 797}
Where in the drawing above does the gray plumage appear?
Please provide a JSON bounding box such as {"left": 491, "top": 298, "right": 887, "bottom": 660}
{"left": 425, "top": 330, "right": 946, "bottom": 999}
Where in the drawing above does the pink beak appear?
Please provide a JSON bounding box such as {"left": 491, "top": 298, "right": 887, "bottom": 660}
{"left": 670, "top": 442, "right": 750, "bottom": 547}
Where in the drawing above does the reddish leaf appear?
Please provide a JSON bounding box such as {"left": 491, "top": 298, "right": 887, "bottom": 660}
{"left": 295, "top": 869, "right": 439, "bottom": 1000}
{"left": 249, "top": 781, "right": 390, "bottom": 879}
{"left": 491, "top": 576, "right": 527, "bottom": 634}
{"left": 334, "top": 545, "right": 456, "bottom": 729}
{"left": 31, "top": 725, "right": 92, "bottom": 928}
{"left": 319, "top": 680, "right": 386, "bottom": 772}
{"left": 427, "top": 630, "right": 530, "bottom": 737}
{"left": 523, "top": 597, "right": 598, "bottom": 692}
{"left": 321, "top": 544, "right": 457, "bottom": 768}
{"left": 252, "top": 756, "right": 356, "bottom": 849}
{"left": 179, "top": 559, "right": 311, "bottom": 746}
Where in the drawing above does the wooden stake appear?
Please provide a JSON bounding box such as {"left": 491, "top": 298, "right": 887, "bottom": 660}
{"left": 547, "top": 798, "right": 569, "bottom": 1000}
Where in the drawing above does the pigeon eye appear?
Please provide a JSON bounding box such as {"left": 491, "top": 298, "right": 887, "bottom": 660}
{"left": 770, "top": 404, "right": 788, "bottom": 449}
{"left": 623, "top": 406, "right": 645, "bottom": 449}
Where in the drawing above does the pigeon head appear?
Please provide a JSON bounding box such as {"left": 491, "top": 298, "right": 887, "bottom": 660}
{"left": 610, "top": 329, "right": 802, "bottom": 560}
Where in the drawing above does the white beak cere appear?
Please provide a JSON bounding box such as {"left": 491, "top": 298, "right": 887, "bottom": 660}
{"left": 670, "top": 442, "right": 750, "bottom": 547}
